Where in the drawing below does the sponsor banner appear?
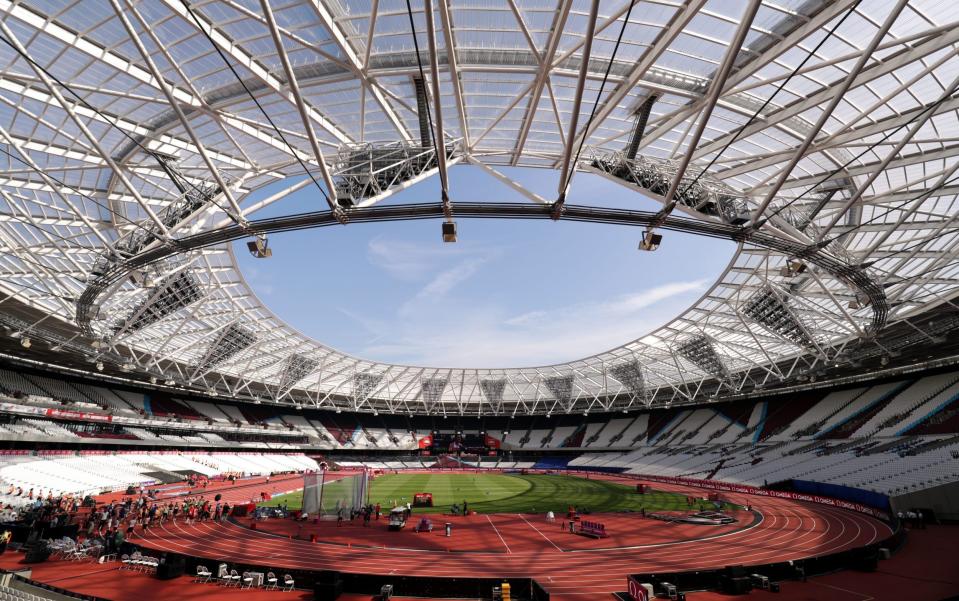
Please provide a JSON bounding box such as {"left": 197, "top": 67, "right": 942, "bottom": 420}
{"left": 627, "top": 576, "right": 648, "bottom": 601}
{"left": 45, "top": 408, "right": 112, "bottom": 422}
{"left": 635, "top": 474, "right": 889, "bottom": 520}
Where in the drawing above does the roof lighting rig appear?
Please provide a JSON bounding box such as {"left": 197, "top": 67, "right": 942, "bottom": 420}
{"left": 587, "top": 149, "right": 751, "bottom": 230}
{"left": 677, "top": 335, "right": 729, "bottom": 380}
{"left": 114, "top": 271, "right": 203, "bottom": 336}
{"left": 742, "top": 285, "right": 820, "bottom": 351}
{"left": 190, "top": 322, "right": 257, "bottom": 382}
{"left": 609, "top": 359, "right": 648, "bottom": 406}
{"left": 275, "top": 354, "right": 320, "bottom": 400}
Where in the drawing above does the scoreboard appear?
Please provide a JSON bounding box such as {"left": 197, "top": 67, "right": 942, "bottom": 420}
{"left": 430, "top": 433, "right": 487, "bottom": 453}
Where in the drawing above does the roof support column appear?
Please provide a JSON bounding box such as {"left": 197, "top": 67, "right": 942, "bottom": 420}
{"left": 423, "top": 0, "right": 451, "bottom": 214}
{"left": 260, "top": 0, "right": 345, "bottom": 220}
{"left": 555, "top": 0, "right": 601, "bottom": 215}
{"left": 650, "top": 0, "right": 762, "bottom": 228}
{"left": 750, "top": 0, "right": 909, "bottom": 225}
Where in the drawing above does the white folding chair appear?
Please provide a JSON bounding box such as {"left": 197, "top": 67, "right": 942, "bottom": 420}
{"left": 264, "top": 572, "right": 278, "bottom": 590}
{"left": 282, "top": 574, "right": 295, "bottom": 592}
{"left": 241, "top": 572, "right": 254, "bottom": 589}
{"left": 228, "top": 569, "right": 241, "bottom": 587}
{"left": 195, "top": 565, "right": 212, "bottom": 583}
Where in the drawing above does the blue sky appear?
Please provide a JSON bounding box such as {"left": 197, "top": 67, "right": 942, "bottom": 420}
{"left": 234, "top": 166, "right": 734, "bottom": 368}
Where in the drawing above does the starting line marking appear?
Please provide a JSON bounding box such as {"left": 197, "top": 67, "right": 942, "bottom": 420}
{"left": 517, "top": 514, "right": 564, "bottom": 552}
{"left": 486, "top": 514, "right": 511, "bottom": 554}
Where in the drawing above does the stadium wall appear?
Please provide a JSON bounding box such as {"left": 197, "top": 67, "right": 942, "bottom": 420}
{"left": 889, "top": 480, "right": 959, "bottom": 522}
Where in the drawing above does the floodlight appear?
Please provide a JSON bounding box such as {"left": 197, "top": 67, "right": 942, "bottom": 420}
{"left": 779, "top": 260, "right": 807, "bottom": 278}
{"left": 639, "top": 230, "right": 662, "bottom": 251}
{"left": 95, "top": 362, "right": 104, "bottom": 371}
{"left": 848, "top": 292, "right": 871, "bottom": 310}
{"left": 20, "top": 337, "right": 30, "bottom": 349}
{"left": 442, "top": 221, "right": 457, "bottom": 243}
{"left": 247, "top": 235, "right": 272, "bottom": 258}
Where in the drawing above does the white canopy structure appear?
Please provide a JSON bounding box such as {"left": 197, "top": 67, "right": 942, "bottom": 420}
{"left": 1, "top": 0, "right": 958, "bottom": 415}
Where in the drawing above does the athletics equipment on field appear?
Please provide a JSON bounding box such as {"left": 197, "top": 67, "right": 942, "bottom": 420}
{"left": 301, "top": 470, "right": 369, "bottom": 519}
{"left": 413, "top": 492, "right": 433, "bottom": 507}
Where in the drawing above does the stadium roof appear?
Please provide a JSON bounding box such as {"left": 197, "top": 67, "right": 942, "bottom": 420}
{"left": 1, "top": 0, "right": 959, "bottom": 415}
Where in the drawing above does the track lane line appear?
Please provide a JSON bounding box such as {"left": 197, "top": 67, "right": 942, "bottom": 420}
{"left": 517, "top": 514, "right": 564, "bottom": 552}
{"left": 486, "top": 514, "right": 511, "bottom": 553}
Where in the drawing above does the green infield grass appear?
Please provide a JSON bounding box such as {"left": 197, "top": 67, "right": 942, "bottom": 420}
{"left": 258, "top": 472, "right": 737, "bottom": 514}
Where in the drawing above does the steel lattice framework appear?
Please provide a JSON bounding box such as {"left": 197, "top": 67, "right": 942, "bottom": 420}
{"left": 1, "top": 0, "right": 959, "bottom": 415}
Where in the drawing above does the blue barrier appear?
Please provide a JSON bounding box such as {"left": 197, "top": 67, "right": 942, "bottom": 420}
{"left": 790, "top": 479, "right": 890, "bottom": 511}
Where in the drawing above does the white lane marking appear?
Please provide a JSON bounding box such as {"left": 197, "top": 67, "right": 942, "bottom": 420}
{"left": 517, "top": 514, "right": 564, "bottom": 552}
{"left": 486, "top": 514, "right": 511, "bottom": 554}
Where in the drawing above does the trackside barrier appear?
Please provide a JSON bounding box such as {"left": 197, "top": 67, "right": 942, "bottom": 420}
{"left": 140, "top": 554, "right": 552, "bottom": 600}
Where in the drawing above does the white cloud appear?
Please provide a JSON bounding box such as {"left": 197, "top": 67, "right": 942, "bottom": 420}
{"left": 366, "top": 237, "right": 469, "bottom": 281}
{"left": 359, "top": 278, "right": 710, "bottom": 367}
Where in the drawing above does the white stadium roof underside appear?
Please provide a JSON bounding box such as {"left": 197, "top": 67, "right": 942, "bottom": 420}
{"left": 2, "top": 0, "right": 959, "bottom": 416}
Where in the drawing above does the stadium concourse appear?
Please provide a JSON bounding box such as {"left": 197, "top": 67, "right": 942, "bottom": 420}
{"left": 4, "top": 0, "right": 959, "bottom": 600}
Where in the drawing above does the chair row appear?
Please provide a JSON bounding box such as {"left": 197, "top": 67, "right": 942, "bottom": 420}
{"left": 196, "top": 564, "right": 295, "bottom": 591}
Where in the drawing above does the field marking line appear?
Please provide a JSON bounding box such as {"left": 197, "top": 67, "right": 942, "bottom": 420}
{"left": 517, "top": 513, "right": 564, "bottom": 552}
{"left": 486, "top": 514, "right": 512, "bottom": 554}
{"left": 808, "top": 581, "right": 874, "bottom": 600}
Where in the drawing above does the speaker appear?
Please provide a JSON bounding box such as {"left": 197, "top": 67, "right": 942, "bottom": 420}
{"left": 770, "top": 582, "right": 781, "bottom": 593}
{"left": 156, "top": 554, "right": 186, "bottom": 580}
{"left": 313, "top": 581, "right": 343, "bottom": 601}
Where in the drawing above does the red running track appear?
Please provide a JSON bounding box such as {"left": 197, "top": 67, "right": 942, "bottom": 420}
{"left": 95, "top": 474, "right": 305, "bottom": 506}
{"left": 135, "top": 481, "right": 892, "bottom": 598}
